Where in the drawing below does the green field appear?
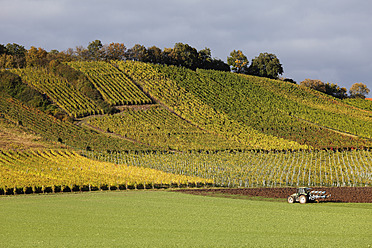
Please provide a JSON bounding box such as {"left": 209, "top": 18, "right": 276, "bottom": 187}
{"left": 1, "top": 191, "right": 371, "bottom": 247}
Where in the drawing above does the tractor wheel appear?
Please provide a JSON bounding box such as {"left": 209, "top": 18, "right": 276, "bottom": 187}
{"left": 299, "top": 195, "right": 307, "bottom": 204}
{"left": 287, "top": 196, "right": 295, "bottom": 204}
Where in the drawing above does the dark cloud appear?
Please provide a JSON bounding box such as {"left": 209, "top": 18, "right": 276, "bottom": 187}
{"left": 1, "top": 0, "right": 371, "bottom": 96}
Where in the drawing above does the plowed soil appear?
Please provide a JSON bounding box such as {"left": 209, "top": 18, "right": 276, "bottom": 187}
{"left": 177, "top": 187, "right": 372, "bottom": 203}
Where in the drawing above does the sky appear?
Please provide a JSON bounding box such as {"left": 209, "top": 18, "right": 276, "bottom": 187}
{"left": 1, "top": 0, "right": 371, "bottom": 97}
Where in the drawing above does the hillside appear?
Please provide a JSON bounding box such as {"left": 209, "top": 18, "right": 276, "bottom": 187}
{"left": 1, "top": 61, "right": 372, "bottom": 152}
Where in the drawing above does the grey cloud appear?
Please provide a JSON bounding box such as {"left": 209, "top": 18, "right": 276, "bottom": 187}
{"left": 1, "top": 0, "right": 371, "bottom": 96}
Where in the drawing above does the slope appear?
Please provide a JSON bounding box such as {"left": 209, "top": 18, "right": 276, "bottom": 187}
{"left": 114, "top": 61, "right": 307, "bottom": 151}
{"left": 0, "top": 93, "right": 150, "bottom": 152}
{"left": 115, "top": 61, "right": 372, "bottom": 150}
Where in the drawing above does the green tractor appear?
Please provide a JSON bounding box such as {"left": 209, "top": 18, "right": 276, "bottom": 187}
{"left": 287, "top": 187, "right": 330, "bottom": 204}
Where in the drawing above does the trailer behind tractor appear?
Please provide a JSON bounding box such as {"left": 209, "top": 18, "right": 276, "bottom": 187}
{"left": 287, "top": 187, "right": 331, "bottom": 204}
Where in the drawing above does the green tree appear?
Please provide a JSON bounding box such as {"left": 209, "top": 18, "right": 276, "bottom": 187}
{"left": 5, "top": 43, "right": 27, "bottom": 68}
{"left": 170, "top": 43, "right": 199, "bottom": 70}
{"left": 0, "top": 44, "right": 7, "bottom": 55}
{"left": 147, "top": 46, "right": 162, "bottom": 64}
{"left": 349, "top": 83, "right": 370, "bottom": 99}
{"left": 198, "top": 47, "right": 212, "bottom": 68}
{"left": 248, "top": 52, "right": 283, "bottom": 79}
{"left": 87, "top": 40, "right": 103, "bottom": 61}
{"left": 227, "top": 50, "right": 248, "bottom": 73}
{"left": 127, "top": 44, "right": 149, "bottom": 62}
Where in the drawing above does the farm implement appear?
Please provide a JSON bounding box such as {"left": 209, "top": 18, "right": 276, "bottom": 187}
{"left": 287, "top": 187, "right": 331, "bottom": 204}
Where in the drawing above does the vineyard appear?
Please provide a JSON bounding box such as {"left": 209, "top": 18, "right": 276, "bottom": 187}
{"left": 1, "top": 61, "right": 372, "bottom": 196}
{"left": 343, "top": 98, "right": 372, "bottom": 111}
{"left": 84, "top": 149, "right": 372, "bottom": 188}
{"left": 88, "top": 105, "right": 250, "bottom": 151}
{"left": 115, "top": 61, "right": 372, "bottom": 149}
{"left": 0, "top": 149, "right": 211, "bottom": 194}
{"left": 69, "top": 61, "right": 152, "bottom": 106}
{"left": 0, "top": 93, "right": 148, "bottom": 152}
{"left": 114, "top": 61, "right": 308, "bottom": 151}
{"left": 11, "top": 67, "right": 101, "bottom": 117}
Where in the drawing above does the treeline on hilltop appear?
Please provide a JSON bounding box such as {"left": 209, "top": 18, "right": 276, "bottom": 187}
{"left": 0, "top": 41, "right": 230, "bottom": 71}
{"left": 0, "top": 41, "right": 370, "bottom": 99}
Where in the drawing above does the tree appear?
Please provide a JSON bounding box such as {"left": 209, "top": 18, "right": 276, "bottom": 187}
{"left": 87, "top": 40, "right": 103, "bottom": 61}
{"left": 248, "top": 52, "right": 283, "bottom": 79}
{"left": 5, "top": 43, "right": 27, "bottom": 68}
{"left": 349, "top": 83, "right": 370, "bottom": 99}
{"left": 198, "top": 47, "right": 212, "bottom": 68}
{"left": 325, "top": 83, "right": 347, "bottom": 99}
{"left": 300, "top": 79, "right": 326, "bottom": 91}
{"left": 147, "top": 46, "right": 162, "bottom": 64}
{"left": 227, "top": 50, "right": 248, "bottom": 73}
{"left": 101, "top": 42, "right": 126, "bottom": 61}
{"left": 169, "top": 43, "right": 199, "bottom": 69}
{"left": 74, "top": 46, "right": 90, "bottom": 61}
{"left": 210, "top": 58, "right": 230, "bottom": 71}
{"left": 46, "top": 49, "right": 73, "bottom": 62}
{"left": 0, "top": 44, "right": 7, "bottom": 55}
{"left": 127, "top": 44, "right": 149, "bottom": 62}
{"left": 26, "top": 46, "right": 48, "bottom": 67}
{"left": 300, "top": 79, "right": 348, "bottom": 99}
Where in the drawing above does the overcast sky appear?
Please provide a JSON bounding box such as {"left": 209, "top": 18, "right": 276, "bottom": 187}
{"left": 1, "top": 0, "right": 371, "bottom": 97}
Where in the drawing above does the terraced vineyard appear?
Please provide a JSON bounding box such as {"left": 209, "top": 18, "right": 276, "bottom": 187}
{"left": 197, "top": 69, "right": 372, "bottom": 147}
{"left": 87, "top": 149, "right": 372, "bottom": 187}
{"left": 69, "top": 61, "right": 152, "bottom": 105}
{"left": 343, "top": 98, "right": 372, "bottom": 111}
{"left": 0, "top": 93, "right": 148, "bottom": 152}
{"left": 114, "top": 61, "right": 307, "bottom": 151}
{"left": 11, "top": 67, "right": 101, "bottom": 117}
{"left": 88, "top": 105, "right": 249, "bottom": 151}
{"left": 0, "top": 150, "right": 211, "bottom": 194}
{"left": 115, "top": 61, "right": 372, "bottom": 149}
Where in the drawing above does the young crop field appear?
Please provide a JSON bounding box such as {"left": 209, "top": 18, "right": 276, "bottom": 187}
{"left": 69, "top": 61, "right": 152, "bottom": 106}
{"left": 0, "top": 191, "right": 371, "bottom": 248}
{"left": 0, "top": 149, "right": 211, "bottom": 195}
{"left": 85, "top": 149, "right": 372, "bottom": 188}
{"left": 11, "top": 67, "right": 101, "bottom": 117}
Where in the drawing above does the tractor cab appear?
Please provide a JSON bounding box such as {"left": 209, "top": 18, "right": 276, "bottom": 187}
{"left": 297, "top": 187, "right": 311, "bottom": 195}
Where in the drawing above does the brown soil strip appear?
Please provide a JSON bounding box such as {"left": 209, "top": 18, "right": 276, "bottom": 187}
{"left": 176, "top": 187, "right": 372, "bottom": 203}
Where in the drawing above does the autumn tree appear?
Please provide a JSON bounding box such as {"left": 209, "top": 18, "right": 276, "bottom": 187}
{"left": 227, "top": 50, "right": 249, "bottom": 73}
{"left": 46, "top": 49, "right": 73, "bottom": 62}
{"left": 101, "top": 42, "right": 126, "bottom": 61}
{"left": 349, "top": 83, "right": 370, "bottom": 99}
{"left": 74, "top": 46, "right": 90, "bottom": 61}
{"left": 300, "top": 79, "right": 348, "bottom": 99}
{"left": 248, "top": 52, "right": 283, "bottom": 79}
{"left": 300, "top": 79, "right": 326, "bottom": 92}
{"left": 26, "top": 46, "right": 48, "bottom": 67}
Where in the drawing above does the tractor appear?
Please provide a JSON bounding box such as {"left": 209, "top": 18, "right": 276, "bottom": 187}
{"left": 287, "top": 187, "right": 330, "bottom": 204}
